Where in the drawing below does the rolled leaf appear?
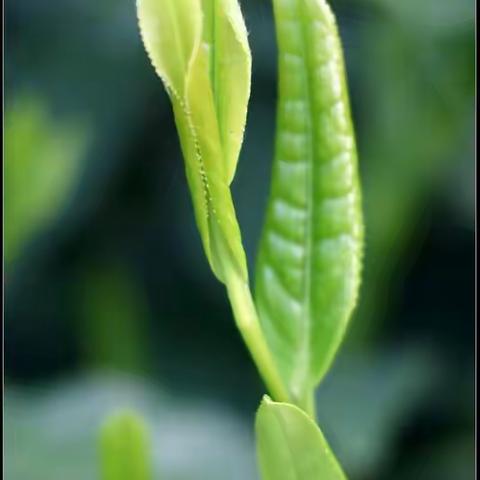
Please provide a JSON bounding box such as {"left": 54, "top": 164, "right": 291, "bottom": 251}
{"left": 255, "top": 0, "right": 363, "bottom": 407}
{"left": 137, "top": 0, "right": 251, "bottom": 282}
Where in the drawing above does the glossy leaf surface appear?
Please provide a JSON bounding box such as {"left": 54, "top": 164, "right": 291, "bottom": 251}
{"left": 256, "top": 396, "right": 346, "bottom": 480}
{"left": 255, "top": 0, "right": 363, "bottom": 406}
{"left": 99, "top": 410, "right": 152, "bottom": 480}
{"left": 137, "top": 0, "right": 251, "bottom": 282}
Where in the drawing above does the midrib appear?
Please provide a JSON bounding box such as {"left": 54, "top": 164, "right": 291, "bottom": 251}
{"left": 292, "top": 0, "right": 317, "bottom": 399}
{"left": 204, "top": 0, "right": 221, "bottom": 122}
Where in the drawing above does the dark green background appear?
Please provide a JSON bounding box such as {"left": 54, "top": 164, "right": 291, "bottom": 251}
{"left": 5, "top": 1, "right": 475, "bottom": 479}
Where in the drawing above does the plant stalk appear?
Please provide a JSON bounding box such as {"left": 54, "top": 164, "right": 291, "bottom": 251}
{"left": 225, "top": 270, "right": 290, "bottom": 403}
{"left": 302, "top": 390, "right": 317, "bottom": 420}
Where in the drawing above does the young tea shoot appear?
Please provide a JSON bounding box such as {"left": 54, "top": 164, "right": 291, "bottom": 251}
{"left": 136, "top": 0, "right": 363, "bottom": 478}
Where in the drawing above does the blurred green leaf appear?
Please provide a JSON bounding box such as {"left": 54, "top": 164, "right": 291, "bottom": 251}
{"left": 100, "top": 409, "right": 152, "bottom": 480}
{"left": 255, "top": 0, "right": 363, "bottom": 411}
{"left": 255, "top": 396, "right": 346, "bottom": 480}
{"left": 4, "top": 94, "right": 88, "bottom": 266}
{"left": 4, "top": 375, "right": 258, "bottom": 480}
{"left": 2, "top": 347, "right": 461, "bottom": 480}
{"left": 345, "top": 0, "right": 475, "bottom": 342}
{"left": 75, "top": 260, "right": 151, "bottom": 373}
{"left": 365, "top": 0, "right": 473, "bottom": 35}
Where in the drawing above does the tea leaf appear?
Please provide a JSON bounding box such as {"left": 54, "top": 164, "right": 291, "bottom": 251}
{"left": 255, "top": 0, "right": 363, "bottom": 409}
{"left": 138, "top": 0, "right": 290, "bottom": 404}
{"left": 256, "top": 396, "right": 346, "bottom": 480}
{"left": 136, "top": 0, "right": 251, "bottom": 282}
{"left": 200, "top": 0, "right": 252, "bottom": 183}
{"left": 99, "top": 410, "right": 152, "bottom": 480}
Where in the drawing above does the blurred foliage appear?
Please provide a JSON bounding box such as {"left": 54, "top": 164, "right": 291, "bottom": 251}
{"left": 3, "top": 346, "right": 439, "bottom": 480}
{"left": 4, "top": 374, "right": 258, "bottom": 480}
{"left": 100, "top": 409, "right": 152, "bottom": 480}
{"left": 74, "top": 259, "right": 152, "bottom": 374}
{"left": 4, "top": 0, "right": 474, "bottom": 479}
{"left": 4, "top": 95, "right": 88, "bottom": 266}
{"left": 343, "top": 0, "right": 475, "bottom": 342}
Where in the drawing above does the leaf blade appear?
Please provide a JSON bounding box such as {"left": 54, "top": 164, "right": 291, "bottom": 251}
{"left": 136, "top": 0, "right": 202, "bottom": 100}
{"left": 205, "top": 0, "right": 252, "bottom": 183}
{"left": 255, "top": 396, "right": 346, "bottom": 480}
{"left": 137, "top": 0, "right": 252, "bottom": 282}
{"left": 255, "top": 0, "right": 363, "bottom": 405}
{"left": 137, "top": 0, "right": 291, "bottom": 403}
{"left": 185, "top": 38, "right": 248, "bottom": 279}
{"left": 99, "top": 410, "right": 152, "bottom": 480}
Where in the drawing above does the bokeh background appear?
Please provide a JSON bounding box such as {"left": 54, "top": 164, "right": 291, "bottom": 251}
{"left": 4, "top": 0, "right": 475, "bottom": 479}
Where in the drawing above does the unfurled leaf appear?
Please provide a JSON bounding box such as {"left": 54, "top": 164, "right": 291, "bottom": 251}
{"left": 136, "top": 0, "right": 251, "bottom": 283}
{"left": 255, "top": 0, "right": 363, "bottom": 409}
{"left": 99, "top": 410, "right": 152, "bottom": 480}
{"left": 255, "top": 396, "right": 346, "bottom": 480}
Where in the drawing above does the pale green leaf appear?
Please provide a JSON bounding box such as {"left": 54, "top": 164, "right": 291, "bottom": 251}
{"left": 136, "top": 0, "right": 202, "bottom": 100}
{"left": 137, "top": 0, "right": 251, "bottom": 282}
{"left": 255, "top": 0, "right": 363, "bottom": 408}
{"left": 99, "top": 410, "right": 152, "bottom": 480}
{"left": 137, "top": 0, "right": 290, "bottom": 403}
{"left": 200, "top": 0, "right": 252, "bottom": 182}
{"left": 255, "top": 396, "right": 346, "bottom": 480}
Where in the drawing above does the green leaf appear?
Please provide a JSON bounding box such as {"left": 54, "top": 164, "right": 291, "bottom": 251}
{"left": 75, "top": 260, "right": 151, "bottom": 373}
{"left": 255, "top": 396, "right": 346, "bottom": 480}
{"left": 255, "top": 0, "right": 363, "bottom": 409}
{"left": 137, "top": 0, "right": 292, "bottom": 403}
{"left": 4, "top": 375, "right": 259, "bottom": 480}
{"left": 99, "top": 410, "right": 152, "bottom": 480}
{"left": 136, "top": 0, "right": 251, "bottom": 283}
{"left": 4, "top": 94, "right": 87, "bottom": 266}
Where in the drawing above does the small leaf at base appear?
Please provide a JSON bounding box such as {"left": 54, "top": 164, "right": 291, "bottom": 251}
{"left": 256, "top": 396, "right": 346, "bottom": 480}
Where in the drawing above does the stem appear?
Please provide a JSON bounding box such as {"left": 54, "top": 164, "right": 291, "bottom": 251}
{"left": 301, "top": 389, "right": 317, "bottom": 420}
{"left": 225, "top": 270, "right": 290, "bottom": 403}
